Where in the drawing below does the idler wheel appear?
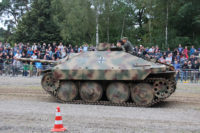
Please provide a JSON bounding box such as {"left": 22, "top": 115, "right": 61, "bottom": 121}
{"left": 131, "top": 83, "right": 154, "bottom": 106}
{"left": 80, "top": 82, "right": 103, "bottom": 102}
{"left": 41, "top": 73, "right": 59, "bottom": 92}
{"left": 153, "top": 80, "right": 172, "bottom": 98}
{"left": 166, "top": 79, "right": 176, "bottom": 94}
{"left": 57, "top": 81, "right": 78, "bottom": 102}
{"left": 106, "top": 82, "right": 130, "bottom": 103}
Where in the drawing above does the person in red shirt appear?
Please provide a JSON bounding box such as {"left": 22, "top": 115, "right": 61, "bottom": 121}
{"left": 183, "top": 46, "right": 189, "bottom": 59}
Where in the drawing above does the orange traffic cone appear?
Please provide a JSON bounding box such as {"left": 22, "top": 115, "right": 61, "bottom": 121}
{"left": 51, "top": 106, "right": 67, "bottom": 132}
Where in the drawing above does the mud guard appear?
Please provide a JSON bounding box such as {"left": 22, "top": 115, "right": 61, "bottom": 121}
{"left": 41, "top": 69, "right": 52, "bottom": 74}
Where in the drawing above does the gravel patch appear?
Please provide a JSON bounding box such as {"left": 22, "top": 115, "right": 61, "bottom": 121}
{"left": 0, "top": 76, "right": 200, "bottom": 133}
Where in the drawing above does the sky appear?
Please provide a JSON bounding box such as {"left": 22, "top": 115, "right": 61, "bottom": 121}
{"left": 0, "top": 0, "right": 32, "bottom": 30}
{"left": 0, "top": 6, "right": 15, "bottom": 30}
{"left": 0, "top": 15, "right": 10, "bottom": 30}
{"left": 0, "top": 23, "right": 4, "bottom": 29}
{"left": 0, "top": 0, "right": 5, "bottom": 29}
{"left": 0, "top": 17, "right": 6, "bottom": 29}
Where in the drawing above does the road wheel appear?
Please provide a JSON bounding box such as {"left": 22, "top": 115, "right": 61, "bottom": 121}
{"left": 106, "top": 82, "right": 130, "bottom": 104}
{"left": 80, "top": 82, "right": 103, "bottom": 102}
{"left": 131, "top": 83, "right": 154, "bottom": 106}
{"left": 57, "top": 81, "right": 78, "bottom": 102}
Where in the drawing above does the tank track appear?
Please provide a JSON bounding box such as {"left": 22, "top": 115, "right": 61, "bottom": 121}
{"left": 42, "top": 75, "right": 176, "bottom": 107}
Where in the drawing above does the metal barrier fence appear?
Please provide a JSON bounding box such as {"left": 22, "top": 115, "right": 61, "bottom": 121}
{"left": 175, "top": 69, "right": 200, "bottom": 83}
{"left": 0, "top": 63, "right": 200, "bottom": 83}
{"left": 0, "top": 63, "right": 53, "bottom": 77}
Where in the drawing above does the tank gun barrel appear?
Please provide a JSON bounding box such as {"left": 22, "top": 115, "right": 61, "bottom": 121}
{"left": 17, "top": 58, "right": 57, "bottom": 64}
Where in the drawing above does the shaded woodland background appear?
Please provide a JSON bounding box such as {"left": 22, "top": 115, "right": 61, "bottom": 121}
{"left": 0, "top": 0, "right": 200, "bottom": 49}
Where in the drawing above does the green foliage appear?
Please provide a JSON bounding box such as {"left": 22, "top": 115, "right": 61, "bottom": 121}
{"left": 0, "top": 0, "right": 199, "bottom": 48}
{"left": 51, "top": 0, "right": 95, "bottom": 45}
{"left": 13, "top": 0, "right": 61, "bottom": 43}
{"left": 0, "top": 28, "right": 5, "bottom": 42}
{"left": 141, "top": 0, "right": 200, "bottom": 49}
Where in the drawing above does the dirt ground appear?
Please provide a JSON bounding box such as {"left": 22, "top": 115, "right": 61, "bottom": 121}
{"left": 0, "top": 76, "right": 200, "bottom": 133}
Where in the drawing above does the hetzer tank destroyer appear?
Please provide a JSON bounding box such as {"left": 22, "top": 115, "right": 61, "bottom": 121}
{"left": 18, "top": 43, "right": 176, "bottom": 107}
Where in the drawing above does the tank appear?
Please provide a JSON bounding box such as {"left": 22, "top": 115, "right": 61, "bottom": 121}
{"left": 17, "top": 43, "right": 177, "bottom": 107}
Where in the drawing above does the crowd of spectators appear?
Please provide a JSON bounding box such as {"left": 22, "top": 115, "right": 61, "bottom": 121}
{"left": 134, "top": 44, "right": 200, "bottom": 82}
{"left": 0, "top": 42, "right": 93, "bottom": 77}
{"left": 0, "top": 41, "right": 200, "bottom": 83}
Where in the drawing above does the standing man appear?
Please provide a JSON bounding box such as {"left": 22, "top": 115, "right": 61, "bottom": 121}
{"left": 13, "top": 50, "right": 22, "bottom": 76}
{"left": 5, "top": 55, "right": 12, "bottom": 76}
{"left": 0, "top": 55, "right": 3, "bottom": 75}
{"left": 121, "top": 37, "right": 134, "bottom": 53}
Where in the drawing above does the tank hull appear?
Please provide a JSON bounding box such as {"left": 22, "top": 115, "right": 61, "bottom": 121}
{"left": 40, "top": 51, "right": 176, "bottom": 107}
{"left": 51, "top": 51, "right": 168, "bottom": 80}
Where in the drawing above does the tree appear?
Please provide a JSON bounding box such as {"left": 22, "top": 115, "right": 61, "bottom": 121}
{"left": 0, "top": 0, "right": 33, "bottom": 28}
{"left": 98, "top": 0, "right": 137, "bottom": 43}
{"left": 1, "top": 0, "right": 199, "bottom": 48}
{"left": 52, "top": 0, "right": 95, "bottom": 45}
{"left": 0, "top": 28, "right": 6, "bottom": 42}
{"left": 148, "top": 0, "right": 200, "bottom": 49}
{"left": 13, "top": 0, "right": 61, "bottom": 43}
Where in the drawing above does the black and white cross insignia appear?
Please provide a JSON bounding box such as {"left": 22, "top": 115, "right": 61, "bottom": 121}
{"left": 97, "top": 56, "right": 106, "bottom": 64}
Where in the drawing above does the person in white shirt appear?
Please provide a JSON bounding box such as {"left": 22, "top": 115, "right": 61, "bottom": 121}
{"left": 148, "top": 46, "right": 155, "bottom": 53}
{"left": 165, "top": 53, "right": 172, "bottom": 64}
{"left": 31, "top": 53, "right": 37, "bottom": 59}
{"left": 61, "top": 49, "right": 66, "bottom": 58}
{"left": 32, "top": 43, "right": 37, "bottom": 51}
{"left": 58, "top": 42, "right": 64, "bottom": 51}
{"left": 13, "top": 50, "right": 22, "bottom": 76}
{"left": 159, "top": 56, "right": 166, "bottom": 63}
{"left": 83, "top": 43, "right": 88, "bottom": 52}
{"left": 14, "top": 50, "right": 22, "bottom": 59}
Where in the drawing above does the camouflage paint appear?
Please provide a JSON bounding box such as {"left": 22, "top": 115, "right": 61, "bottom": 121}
{"left": 97, "top": 43, "right": 111, "bottom": 51}
{"left": 52, "top": 51, "right": 167, "bottom": 80}
{"left": 57, "top": 81, "right": 78, "bottom": 101}
{"left": 106, "top": 82, "right": 130, "bottom": 103}
{"left": 17, "top": 58, "right": 56, "bottom": 64}
{"left": 80, "top": 82, "right": 103, "bottom": 102}
{"left": 131, "top": 83, "right": 154, "bottom": 105}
